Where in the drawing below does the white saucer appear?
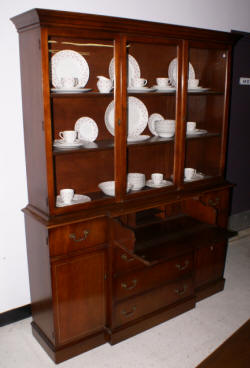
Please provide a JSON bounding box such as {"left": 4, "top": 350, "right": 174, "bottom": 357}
{"left": 152, "top": 85, "right": 176, "bottom": 92}
{"left": 186, "top": 129, "right": 208, "bottom": 136}
{"left": 53, "top": 139, "right": 82, "bottom": 148}
{"left": 127, "top": 135, "right": 150, "bottom": 142}
{"left": 157, "top": 132, "right": 175, "bottom": 138}
{"left": 51, "top": 88, "right": 92, "bottom": 93}
{"left": 146, "top": 179, "right": 173, "bottom": 188}
{"left": 184, "top": 173, "right": 205, "bottom": 182}
{"left": 56, "top": 194, "right": 91, "bottom": 207}
{"left": 127, "top": 86, "right": 156, "bottom": 93}
{"left": 188, "top": 87, "right": 210, "bottom": 92}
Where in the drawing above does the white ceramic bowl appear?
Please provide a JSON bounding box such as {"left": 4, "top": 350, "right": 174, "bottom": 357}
{"left": 127, "top": 173, "right": 145, "bottom": 190}
{"left": 155, "top": 119, "right": 175, "bottom": 130}
{"left": 98, "top": 181, "right": 132, "bottom": 196}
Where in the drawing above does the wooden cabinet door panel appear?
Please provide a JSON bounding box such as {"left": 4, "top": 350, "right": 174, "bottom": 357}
{"left": 52, "top": 251, "right": 106, "bottom": 344}
{"left": 195, "top": 242, "right": 227, "bottom": 288}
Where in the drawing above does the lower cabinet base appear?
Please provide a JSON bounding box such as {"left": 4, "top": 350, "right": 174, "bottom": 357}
{"left": 108, "top": 296, "right": 196, "bottom": 345}
{"left": 32, "top": 280, "right": 225, "bottom": 364}
{"left": 32, "top": 322, "right": 107, "bottom": 364}
{"left": 195, "top": 278, "right": 225, "bottom": 302}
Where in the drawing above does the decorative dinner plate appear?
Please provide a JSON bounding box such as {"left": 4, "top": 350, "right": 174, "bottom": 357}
{"left": 146, "top": 179, "right": 173, "bottom": 188}
{"left": 127, "top": 135, "right": 150, "bottom": 142}
{"left": 104, "top": 96, "right": 148, "bottom": 136}
{"left": 53, "top": 139, "right": 82, "bottom": 148}
{"left": 56, "top": 194, "right": 91, "bottom": 207}
{"left": 51, "top": 50, "right": 89, "bottom": 88}
{"left": 51, "top": 88, "right": 92, "bottom": 93}
{"left": 168, "top": 57, "right": 195, "bottom": 87}
{"left": 109, "top": 54, "right": 141, "bottom": 87}
{"left": 74, "top": 117, "right": 98, "bottom": 142}
{"left": 148, "top": 113, "right": 164, "bottom": 136}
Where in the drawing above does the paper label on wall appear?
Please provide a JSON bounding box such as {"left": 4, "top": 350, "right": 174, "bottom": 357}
{"left": 239, "top": 77, "right": 250, "bottom": 85}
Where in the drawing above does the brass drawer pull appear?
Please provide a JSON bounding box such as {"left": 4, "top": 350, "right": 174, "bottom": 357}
{"left": 121, "top": 279, "right": 137, "bottom": 290}
{"left": 176, "top": 260, "right": 189, "bottom": 271}
{"left": 121, "top": 306, "right": 136, "bottom": 317}
{"left": 174, "top": 284, "right": 187, "bottom": 296}
{"left": 208, "top": 197, "right": 220, "bottom": 207}
{"left": 121, "top": 254, "right": 135, "bottom": 263}
{"left": 69, "top": 230, "right": 89, "bottom": 242}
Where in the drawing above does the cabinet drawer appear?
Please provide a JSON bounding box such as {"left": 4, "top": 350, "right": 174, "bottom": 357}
{"left": 114, "top": 253, "right": 193, "bottom": 301}
{"left": 113, "top": 277, "right": 193, "bottom": 328}
{"left": 49, "top": 218, "right": 107, "bottom": 257}
{"left": 113, "top": 247, "right": 143, "bottom": 274}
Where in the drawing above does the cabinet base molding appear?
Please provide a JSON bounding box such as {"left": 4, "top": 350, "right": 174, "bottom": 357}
{"left": 32, "top": 322, "right": 106, "bottom": 364}
{"left": 108, "top": 297, "right": 196, "bottom": 345}
{"left": 195, "top": 278, "right": 225, "bottom": 302}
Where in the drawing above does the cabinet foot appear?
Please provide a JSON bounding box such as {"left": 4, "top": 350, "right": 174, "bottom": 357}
{"left": 195, "top": 278, "right": 225, "bottom": 302}
{"left": 32, "top": 322, "right": 106, "bottom": 364}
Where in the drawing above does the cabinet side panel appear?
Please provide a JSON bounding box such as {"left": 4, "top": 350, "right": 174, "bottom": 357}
{"left": 19, "top": 28, "right": 48, "bottom": 213}
{"left": 24, "top": 214, "right": 54, "bottom": 343}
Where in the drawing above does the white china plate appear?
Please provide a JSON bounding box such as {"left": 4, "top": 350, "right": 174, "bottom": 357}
{"left": 184, "top": 173, "right": 205, "bottom": 182}
{"left": 188, "top": 87, "right": 210, "bottom": 92}
{"left": 186, "top": 129, "right": 208, "bottom": 136}
{"left": 168, "top": 57, "right": 195, "bottom": 87}
{"left": 74, "top": 117, "right": 98, "bottom": 142}
{"left": 51, "top": 88, "right": 92, "bottom": 93}
{"left": 146, "top": 179, "right": 173, "bottom": 188}
{"left": 152, "top": 85, "right": 176, "bottom": 92}
{"left": 56, "top": 194, "right": 91, "bottom": 207}
{"left": 109, "top": 54, "right": 141, "bottom": 86}
{"left": 148, "top": 113, "right": 164, "bottom": 136}
{"left": 51, "top": 50, "right": 89, "bottom": 88}
{"left": 53, "top": 139, "right": 82, "bottom": 148}
{"left": 127, "top": 87, "right": 156, "bottom": 93}
{"left": 105, "top": 96, "right": 148, "bottom": 136}
{"left": 127, "top": 135, "right": 150, "bottom": 142}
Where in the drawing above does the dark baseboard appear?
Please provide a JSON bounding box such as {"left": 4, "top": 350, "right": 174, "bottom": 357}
{"left": 0, "top": 304, "right": 32, "bottom": 327}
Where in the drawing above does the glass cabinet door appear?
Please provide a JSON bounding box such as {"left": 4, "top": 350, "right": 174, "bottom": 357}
{"left": 183, "top": 43, "right": 229, "bottom": 185}
{"left": 48, "top": 33, "right": 117, "bottom": 210}
{"left": 123, "top": 38, "right": 181, "bottom": 197}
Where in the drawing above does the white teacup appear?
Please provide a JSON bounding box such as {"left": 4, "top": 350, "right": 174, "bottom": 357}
{"left": 151, "top": 173, "right": 163, "bottom": 185}
{"left": 131, "top": 78, "right": 147, "bottom": 88}
{"left": 188, "top": 79, "right": 199, "bottom": 89}
{"left": 186, "top": 121, "right": 196, "bottom": 132}
{"left": 59, "top": 130, "right": 77, "bottom": 143}
{"left": 184, "top": 168, "right": 196, "bottom": 180}
{"left": 60, "top": 77, "right": 79, "bottom": 89}
{"left": 156, "top": 78, "right": 169, "bottom": 87}
{"left": 60, "top": 189, "right": 74, "bottom": 204}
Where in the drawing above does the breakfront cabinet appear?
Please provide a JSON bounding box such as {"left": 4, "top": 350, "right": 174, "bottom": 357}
{"left": 12, "top": 9, "right": 238, "bottom": 363}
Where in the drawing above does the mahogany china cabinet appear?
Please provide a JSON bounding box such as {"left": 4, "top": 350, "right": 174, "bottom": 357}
{"left": 12, "top": 9, "right": 238, "bottom": 363}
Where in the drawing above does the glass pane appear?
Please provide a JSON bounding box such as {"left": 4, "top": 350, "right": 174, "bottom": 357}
{"left": 125, "top": 40, "right": 178, "bottom": 194}
{"left": 49, "top": 35, "right": 115, "bottom": 207}
{"left": 184, "top": 46, "right": 227, "bottom": 183}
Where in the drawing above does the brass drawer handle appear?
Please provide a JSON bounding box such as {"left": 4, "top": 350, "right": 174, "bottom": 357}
{"left": 208, "top": 197, "right": 220, "bottom": 207}
{"left": 69, "top": 230, "right": 89, "bottom": 242}
{"left": 176, "top": 260, "right": 189, "bottom": 271}
{"left": 174, "top": 284, "right": 187, "bottom": 296}
{"left": 121, "top": 254, "right": 135, "bottom": 263}
{"left": 121, "top": 306, "right": 136, "bottom": 317}
{"left": 121, "top": 279, "right": 137, "bottom": 290}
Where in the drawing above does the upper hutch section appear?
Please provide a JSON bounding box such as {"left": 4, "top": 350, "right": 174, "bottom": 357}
{"left": 11, "top": 9, "right": 238, "bottom": 219}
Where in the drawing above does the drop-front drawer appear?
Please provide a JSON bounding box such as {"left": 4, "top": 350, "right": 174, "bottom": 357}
{"left": 113, "top": 247, "right": 143, "bottom": 274}
{"left": 113, "top": 277, "right": 193, "bottom": 328}
{"left": 49, "top": 217, "right": 107, "bottom": 257}
{"left": 114, "top": 253, "right": 193, "bottom": 301}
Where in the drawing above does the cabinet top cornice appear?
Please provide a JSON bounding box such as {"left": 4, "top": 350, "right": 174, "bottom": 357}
{"left": 11, "top": 8, "right": 240, "bottom": 44}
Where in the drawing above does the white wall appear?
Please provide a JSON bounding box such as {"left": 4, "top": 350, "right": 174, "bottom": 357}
{"left": 1, "top": 0, "right": 250, "bottom": 313}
